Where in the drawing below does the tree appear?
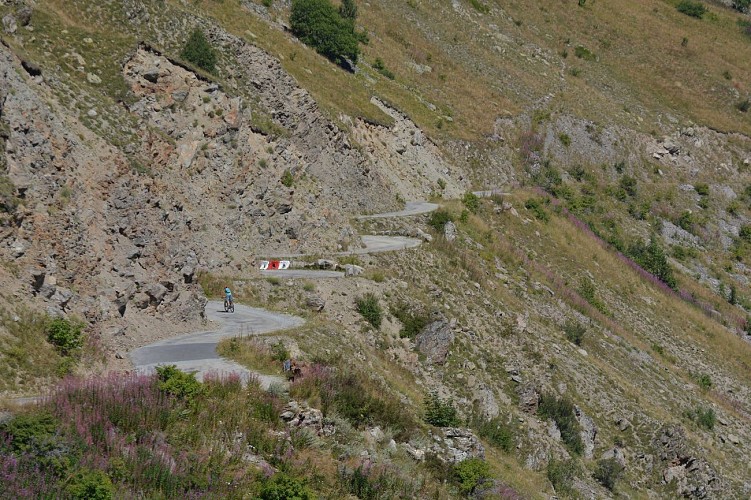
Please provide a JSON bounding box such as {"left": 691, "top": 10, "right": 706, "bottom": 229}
{"left": 180, "top": 29, "right": 217, "bottom": 73}
{"left": 339, "top": 0, "right": 358, "bottom": 21}
{"left": 290, "top": 0, "right": 360, "bottom": 68}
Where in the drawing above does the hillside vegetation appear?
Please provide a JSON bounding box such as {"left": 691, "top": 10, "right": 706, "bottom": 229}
{"left": 1, "top": 0, "right": 751, "bottom": 498}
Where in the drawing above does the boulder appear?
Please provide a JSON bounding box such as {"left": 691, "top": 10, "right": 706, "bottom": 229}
{"left": 430, "top": 427, "right": 485, "bottom": 463}
{"left": 305, "top": 295, "right": 325, "bottom": 312}
{"left": 601, "top": 447, "right": 627, "bottom": 468}
{"left": 145, "top": 283, "right": 168, "bottom": 304}
{"left": 343, "top": 264, "right": 364, "bottom": 277}
{"left": 143, "top": 68, "right": 160, "bottom": 83}
{"left": 414, "top": 314, "right": 454, "bottom": 365}
{"left": 16, "top": 7, "right": 32, "bottom": 27}
{"left": 444, "top": 221, "right": 457, "bottom": 242}
{"left": 576, "top": 406, "right": 597, "bottom": 459}
{"left": 517, "top": 384, "right": 539, "bottom": 414}
{"left": 2, "top": 14, "right": 17, "bottom": 34}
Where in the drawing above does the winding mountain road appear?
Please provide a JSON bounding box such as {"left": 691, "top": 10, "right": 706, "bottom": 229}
{"left": 128, "top": 193, "right": 503, "bottom": 385}
{"left": 130, "top": 301, "right": 303, "bottom": 388}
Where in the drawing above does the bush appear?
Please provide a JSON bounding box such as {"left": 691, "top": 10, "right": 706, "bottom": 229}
{"left": 260, "top": 473, "right": 314, "bottom": 500}
{"left": 620, "top": 175, "right": 637, "bottom": 197}
{"left": 524, "top": 197, "right": 549, "bottom": 222}
{"left": 155, "top": 365, "right": 203, "bottom": 401}
{"left": 462, "top": 191, "right": 481, "bottom": 214}
{"left": 558, "top": 133, "right": 571, "bottom": 147}
{"left": 428, "top": 209, "right": 454, "bottom": 231}
{"left": 627, "top": 237, "right": 677, "bottom": 290}
{"left": 290, "top": 0, "right": 360, "bottom": 68}
{"left": 180, "top": 29, "right": 217, "bottom": 73}
{"left": 475, "top": 416, "right": 514, "bottom": 452}
{"left": 281, "top": 169, "right": 294, "bottom": 187}
{"left": 0, "top": 412, "right": 59, "bottom": 453}
{"left": 574, "top": 45, "right": 596, "bottom": 61}
{"left": 733, "top": 0, "right": 750, "bottom": 11}
{"left": 593, "top": 458, "right": 623, "bottom": 491}
{"left": 563, "top": 320, "right": 586, "bottom": 346}
{"left": 546, "top": 459, "right": 576, "bottom": 494}
{"left": 391, "top": 302, "right": 430, "bottom": 339}
{"left": 0, "top": 175, "right": 19, "bottom": 213}
{"left": 356, "top": 293, "right": 382, "bottom": 329}
{"left": 454, "top": 458, "right": 491, "bottom": 494}
{"left": 538, "top": 394, "right": 583, "bottom": 455}
{"left": 66, "top": 469, "right": 114, "bottom": 500}
{"left": 696, "top": 373, "right": 712, "bottom": 390}
{"left": 373, "top": 57, "right": 395, "bottom": 79}
{"left": 424, "top": 391, "right": 460, "bottom": 427}
{"left": 694, "top": 183, "right": 709, "bottom": 196}
{"left": 46, "top": 318, "right": 84, "bottom": 356}
{"left": 339, "top": 0, "right": 358, "bottom": 20}
{"left": 737, "top": 99, "right": 750, "bottom": 113}
{"left": 677, "top": 0, "right": 707, "bottom": 18}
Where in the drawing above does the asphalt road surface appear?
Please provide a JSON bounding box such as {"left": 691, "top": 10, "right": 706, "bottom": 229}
{"left": 130, "top": 301, "right": 304, "bottom": 389}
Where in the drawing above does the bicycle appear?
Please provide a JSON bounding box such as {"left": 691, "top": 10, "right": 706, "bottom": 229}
{"left": 224, "top": 297, "right": 235, "bottom": 313}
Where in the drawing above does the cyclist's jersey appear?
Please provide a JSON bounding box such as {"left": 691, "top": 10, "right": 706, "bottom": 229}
{"left": 224, "top": 288, "right": 233, "bottom": 301}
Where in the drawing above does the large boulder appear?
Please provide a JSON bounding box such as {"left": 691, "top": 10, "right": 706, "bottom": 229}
{"left": 414, "top": 314, "right": 455, "bottom": 365}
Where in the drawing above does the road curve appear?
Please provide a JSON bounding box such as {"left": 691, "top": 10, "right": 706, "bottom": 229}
{"left": 130, "top": 301, "right": 304, "bottom": 388}
{"left": 356, "top": 201, "right": 439, "bottom": 220}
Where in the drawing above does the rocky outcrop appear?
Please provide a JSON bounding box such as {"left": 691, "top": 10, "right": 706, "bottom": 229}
{"left": 653, "top": 426, "right": 723, "bottom": 498}
{"left": 415, "top": 314, "right": 455, "bottom": 365}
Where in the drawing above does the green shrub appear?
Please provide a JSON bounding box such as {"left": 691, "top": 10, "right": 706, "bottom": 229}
{"left": 0, "top": 175, "right": 19, "bottom": 213}
{"left": 677, "top": 0, "right": 707, "bottom": 18}
{"left": 546, "top": 459, "right": 576, "bottom": 495}
{"left": 462, "top": 191, "right": 480, "bottom": 214}
{"left": 356, "top": 293, "right": 382, "bottom": 329}
{"left": 694, "top": 183, "right": 709, "bottom": 196}
{"left": 454, "top": 458, "right": 491, "bottom": 494}
{"left": 563, "top": 320, "right": 586, "bottom": 346}
{"left": 373, "top": 57, "right": 395, "bottom": 79}
{"left": 578, "top": 277, "right": 608, "bottom": 315}
{"left": 262, "top": 0, "right": 273, "bottom": 7}
{"left": 180, "top": 29, "right": 217, "bottom": 73}
{"left": 46, "top": 318, "right": 84, "bottom": 356}
{"left": 741, "top": 225, "right": 751, "bottom": 243}
{"left": 475, "top": 416, "right": 514, "bottom": 452}
{"left": 538, "top": 394, "right": 583, "bottom": 455}
{"left": 733, "top": 0, "right": 750, "bottom": 11}
{"left": 468, "top": 0, "right": 490, "bottom": 14}
{"left": 737, "top": 99, "right": 750, "bottom": 113}
{"left": 281, "top": 169, "right": 294, "bottom": 187}
{"left": 428, "top": 209, "right": 454, "bottom": 231}
{"left": 696, "top": 373, "right": 712, "bottom": 390}
{"left": 696, "top": 407, "right": 716, "bottom": 430}
{"left": 593, "top": 458, "right": 623, "bottom": 492}
{"left": 627, "top": 237, "right": 677, "bottom": 289}
{"left": 0, "top": 412, "right": 59, "bottom": 452}
{"left": 271, "top": 341, "right": 289, "bottom": 362}
{"left": 684, "top": 406, "right": 716, "bottom": 430}
{"left": 260, "top": 473, "right": 314, "bottom": 500}
{"left": 339, "top": 0, "right": 358, "bottom": 20}
{"left": 524, "top": 197, "right": 549, "bottom": 222}
{"left": 155, "top": 365, "right": 203, "bottom": 401}
{"left": 574, "top": 45, "right": 596, "bottom": 61}
{"left": 391, "top": 302, "right": 430, "bottom": 339}
{"left": 290, "top": 0, "right": 360, "bottom": 68}
{"left": 620, "top": 175, "right": 637, "bottom": 197}
{"left": 66, "top": 469, "right": 114, "bottom": 500}
{"left": 558, "top": 133, "right": 571, "bottom": 147}
{"left": 424, "top": 391, "right": 459, "bottom": 427}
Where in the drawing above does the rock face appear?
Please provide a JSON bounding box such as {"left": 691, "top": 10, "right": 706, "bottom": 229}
{"left": 415, "top": 314, "right": 455, "bottom": 365}
{"left": 280, "top": 400, "right": 335, "bottom": 437}
{"left": 653, "top": 426, "right": 722, "bottom": 498}
{"left": 429, "top": 427, "right": 485, "bottom": 463}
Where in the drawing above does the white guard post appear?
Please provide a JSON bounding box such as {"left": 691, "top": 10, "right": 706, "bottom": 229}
{"left": 259, "top": 260, "right": 270, "bottom": 270}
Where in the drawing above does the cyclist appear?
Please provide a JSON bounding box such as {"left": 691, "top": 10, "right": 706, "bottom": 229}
{"left": 224, "top": 287, "right": 233, "bottom": 307}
